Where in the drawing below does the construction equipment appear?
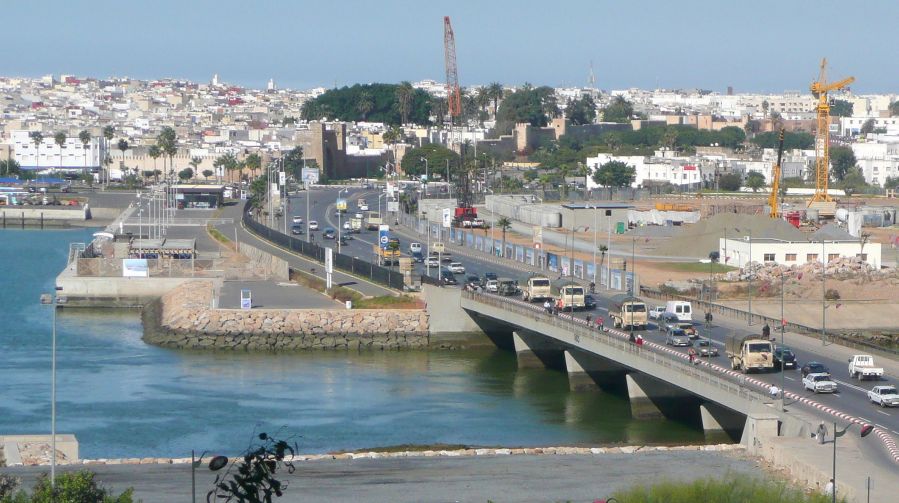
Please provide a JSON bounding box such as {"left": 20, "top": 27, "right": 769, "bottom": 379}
{"left": 768, "top": 128, "right": 785, "bottom": 218}
{"left": 443, "top": 16, "right": 462, "bottom": 120}
{"left": 809, "top": 58, "right": 855, "bottom": 205}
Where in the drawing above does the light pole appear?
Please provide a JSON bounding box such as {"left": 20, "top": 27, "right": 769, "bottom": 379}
{"left": 40, "top": 287, "right": 64, "bottom": 488}
{"left": 606, "top": 210, "right": 613, "bottom": 289}
{"left": 822, "top": 239, "right": 828, "bottom": 346}
{"left": 708, "top": 251, "right": 719, "bottom": 365}
{"left": 420, "top": 157, "right": 429, "bottom": 197}
{"left": 423, "top": 211, "right": 430, "bottom": 277}
{"left": 378, "top": 193, "right": 386, "bottom": 221}
{"left": 591, "top": 205, "right": 598, "bottom": 284}
{"left": 337, "top": 187, "right": 348, "bottom": 253}
{"left": 748, "top": 228, "right": 753, "bottom": 325}
{"left": 830, "top": 422, "right": 874, "bottom": 503}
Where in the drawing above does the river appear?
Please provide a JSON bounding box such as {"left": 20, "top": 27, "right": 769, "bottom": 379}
{"left": 0, "top": 228, "right": 706, "bottom": 459}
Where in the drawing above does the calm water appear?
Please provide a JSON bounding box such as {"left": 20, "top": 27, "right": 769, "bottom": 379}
{"left": 0, "top": 228, "right": 705, "bottom": 459}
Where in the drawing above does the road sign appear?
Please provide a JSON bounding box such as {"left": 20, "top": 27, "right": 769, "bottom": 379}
{"left": 325, "top": 247, "right": 333, "bottom": 274}
{"left": 442, "top": 208, "right": 452, "bottom": 228}
{"left": 279, "top": 171, "right": 286, "bottom": 186}
{"left": 301, "top": 167, "right": 320, "bottom": 184}
{"left": 240, "top": 289, "right": 252, "bottom": 310}
{"left": 387, "top": 201, "right": 399, "bottom": 212}
{"left": 533, "top": 226, "right": 543, "bottom": 245}
{"left": 336, "top": 198, "right": 347, "bottom": 211}
{"left": 379, "top": 224, "right": 389, "bottom": 250}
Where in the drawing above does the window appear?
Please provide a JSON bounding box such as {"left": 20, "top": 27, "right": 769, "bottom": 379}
{"left": 828, "top": 253, "right": 840, "bottom": 262}
{"left": 857, "top": 253, "right": 868, "bottom": 261}
{"left": 785, "top": 253, "right": 797, "bottom": 261}
{"left": 763, "top": 253, "right": 775, "bottom": 262}
{"left": 807, "top": 253, "right": 818, "bottom": 262}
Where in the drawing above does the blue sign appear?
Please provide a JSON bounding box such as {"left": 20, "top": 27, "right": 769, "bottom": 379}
{"left": 379, "top": 226, "right": 389, "bottom": 250}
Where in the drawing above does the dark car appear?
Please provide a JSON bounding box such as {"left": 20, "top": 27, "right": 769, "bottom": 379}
{"left": 696, "top": 338, "right": 719, "bottom": 357}
{"left": 801, "top": 361, "right": 829, "bottom": 378}
{"left": 773, "top": 347, "right": 797, "bottom": 370}
{"left": 411, "top": 251, "right": 424, "bottom": 263}
{"left": 465, "top": 275, "right": 481, "bottom": 289}
{"left": 584, "top": 294, "right": 597, "bottom": 310}
{"left": 440, "top": 269, "right": 458, "bottom": 285}
{"left": 657, "top": 313, "right": 680, "bottom": 332}
{"left": 322, "top": 228, "right": 336, "bottom": 239}
{"left": 290, "top": 225, "right": 304, "bottom": 235}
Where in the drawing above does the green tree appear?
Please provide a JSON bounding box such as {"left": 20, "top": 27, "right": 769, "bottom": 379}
{"left": 860, "top": 118, "right": 876, "bottom": 135}
{"left": 0, "top": 159, "right": 21, "bottom": 176}
{"left": 745, "top": 170, "right": 766, "bottom": 192}
{"left": 244, "top": 152, "right": 262, "bottom": 179}
{"left": 356, "top": 90, "right": 374, "bottom": 120}
{"left": 189, "top": 156, "right": 202, "bottom": 174}
{"left": 890, "top": 101, "right": 899, "bottom": 117}
{"left": 430, "top": 97, "right": 448, "bottom": 126}
{"left": 495, "top": 84, "right": 555, "bottom": 134}
{"left": 838, "top": 167, "right": 868, "bottom": 194}
{"left": 78, "top": 129, "right": 91, "bottom": 175}
{"left": 29, "top": 131, "right": 43, "bottom": 170}
{"left": 12, "top": 470, "right": 135, "bottom": 502}
{"left": 830, "top": 99, "right": 853, "bottom": 117}
{"left": 487, "top": 82, "right": 504, "bottom": 117}
{"left": 116, "top": 138, "right": 129, "bottom": 177}
{"left": 157, "top": 126, "right": 177, "bottom": 179}
{"left": 148, "top": 145, "right": 162, "bottom": 182}
{"left": 394, "top": 81, "right": 414, "bottom": 125}
{"left": 883, "top": 176, "right": 899, "bottom": 190}
{"left": 602, "top": 96, "right": 634, "bottom": 123}
{"left": 751, "top": 131, "right": 815, "bottom": 150}
{"left": 565, "top": 95, "right": 596, "bottom": 125}
{"left": 829, "top": 146, "right": 856, "bottom": 181}
{"left": 53, "top": 131, "right": 67, "bottom": 170}
{"left": 761, "top": 100, "right": 769, "bottom": 118}
{"left": 400, "top": 144, "right": 459, "bottom": 177}
{"left": 178, "top": 167, "right": 193, "bottom": 181}
{"left": 301, "top": 83, "right": 432, "bottom": 125}
{"left": 718, "top": 172, "right": 742, "bottom": 191}
{"left": 202, "top": 169, "right": 214, "bottom": 180}
{"left": 496, "top": 217, "right": 512, "bottom": 256}
{"left": 591, "top": 160, "right": 635, "bottom": 187}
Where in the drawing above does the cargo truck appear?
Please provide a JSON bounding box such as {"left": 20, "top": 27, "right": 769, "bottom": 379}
{"left": 552, "top": 280, "right": 586, "bottom": 311}
{"left": 366, "top": 211, "right": 382, "bottom": 231}
{"left": 373, "top": 243, "right": 400, "bottom": 266}
{"left": 609, "top": 294, "right": 647, "bottom": 330}
{"left": 725, "top": 334, "right": 774, "bottom": 373}
{"left": 522, "top": 275, "right": 552, "bottom": 302}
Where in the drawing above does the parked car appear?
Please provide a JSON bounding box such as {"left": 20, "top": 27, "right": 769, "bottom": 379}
{"left": 657, "top": 313, "right": 681, "bottom": 332}
{"left": 292, "top": 215, "right": 303, "bottom": 224}
{"left": 584, "top": 294, "right": 597, "bottom": 310}
{"left": 773, "top": 347, "right": 797, "bottom": 370}
{"left": 308, "top": 220, "right": 319, "bottom": 230}
{"left": 868, "top": 385, "right": 899, "bottom": 408}
{"left": 290, "top": 225, "right": 304, "bottom": 235}
{"left": 448, "top": 262, "right": 465, "bottom": 274}
{"left": 649, "top": 306, "right": 667, "bottom": 320}
{"left": 665, "top": 328, "right": 692, "bottom": 347}
{"left": 696, "top": 338, "right": 719, "bottom": 357}
{"left": 803, "top": 373, "right": 837, "bottom": 394}
{"left": 485, "top": 279, "right": 499, "bottom": 293}
{"left": 322, "top": 227, "right": 336, "bottom": 239}
{"left": 440, "top": 269, "right": 458, "bottom": 285}
{"left": 801, "top": 361, "right": 829, "bottom": 378}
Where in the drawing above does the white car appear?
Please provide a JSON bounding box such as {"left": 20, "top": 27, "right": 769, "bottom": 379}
{"left": 308, "top": 220, "right": 319, "bottom": 230}
{"left": 868, "top": 385, "right": 899, "bottom": 407}
{"left": 803, "top": 373, "right": 837, "bottom": 394}
{"left": 410, "top": 242, "right": 422, "bottom": 254}
{"left": 343, "top": 221, "right": 351, "bottom": 230}
{"left": 292, "top": 215, "right": 303, "bottom": 224}
{"left": 448, "top": 262, "right": 465, "bottom": 274}
{"left": 649, "top": 306, "right": 666, "bottom": 320}
{"left": 426, "top": 257, "right": 440, "bottom": 267}
{"left": 359, "top": 204, "right": 369, "bottom": 211}
{"left": 485, "top": 280, "right": 499, "bottom": 293}
{"left": 354, "top": 212, "right": 364, "bottom": 219}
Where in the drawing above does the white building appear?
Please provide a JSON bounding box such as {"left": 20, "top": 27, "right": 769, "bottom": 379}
{"left": 12, "top": 130, "right": 105, "bottom": 171}
{"left": 840, "top": 116, "right": 899, "bottom": 136}
{"left": 720, "top": 237, "right": 881, "bottom": 270}
{"left": 586, "top": 153, "right": 703, "bottom": 188}
{"left": 850, "top": 141, "right": 899, "bottom": 187}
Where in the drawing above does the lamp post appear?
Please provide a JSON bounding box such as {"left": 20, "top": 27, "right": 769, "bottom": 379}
{"left": 606, "top": 209, "right": 613, "bottom": 290}
{"left": 337, "top": 187, "right": 348, "bottom": 254}
{"left": 748, "top": 229, "right": 753, "bottom": 325}
{"left": 591, "top": 205, "right": 598, "bottom": 284}
{"left": 420, "top": 157, "right": 428, "bottom": 197}
{"left": 822, "top": 239, "right": 827, "bottom": 346}
{"left": 708, "top": 251, "right": 719, "bottom": 365}
{"left": 423, "top": 211, "right": 431, "bottom": 277}
{"left": 830, "top": 422, "right": 874, "bottom": 503}
{"left": 40, "top": 287, "right": 64, "bottom": 488}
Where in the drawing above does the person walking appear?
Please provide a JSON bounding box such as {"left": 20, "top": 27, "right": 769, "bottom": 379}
{"left": 824, "top": 479, "right": 834, "bottom": 497}
{"left": 596, "top": 316, "right": 604, "bottom": 331}
{"left": 762, "top": 323, "right": 771, "bottom": 339}
{"left": 769, "top": 384, "right": 780, "bottom": 401}
{"left": 543, "top": 299, "right": 552, "bottom": 314}
{"left": 705, "top": 311, "right": 713, "bottom": 325}
{"left": 688, "top": 347, "right": 697, "bottom": 364}
{"left": 555, "top": 298, "right": 564, "bottom": 314}
{"left": 636, "top": 334, "right": 644, "bottom": 347}
{"left": 585, "top": 313, "right": 592, "bottom": 325}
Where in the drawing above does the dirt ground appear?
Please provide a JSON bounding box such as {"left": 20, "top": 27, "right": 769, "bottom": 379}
{"left": 718, "top": 298, "right": 899, "bottom": 331}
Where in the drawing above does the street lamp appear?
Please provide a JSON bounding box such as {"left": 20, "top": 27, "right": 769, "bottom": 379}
{"left": 423, "top": 211, "right": 430, "bottom": 277}
{"left": 708, "top": 251, "right": 720, "bottom": 366}
{"left": 420, "top": 157, "right": 429, "bottom": 197}
{"left": 828, "top": 422, "right": 874, "bottom": 503}
{"left": 191, "top": 450, "right": 229, "bottom": 503}
{"left": 40, "top": 286, "right": 64, "bottom": 488}
{"left": 337, "top": 187, "right": 348, "bottom": 253}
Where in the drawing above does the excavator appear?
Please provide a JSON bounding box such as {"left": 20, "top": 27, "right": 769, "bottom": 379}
{"left": 769, "top": 128, "right": 785, "bottom": 219}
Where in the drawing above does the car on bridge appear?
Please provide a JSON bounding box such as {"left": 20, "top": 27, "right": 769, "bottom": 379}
{"left": 448, "top": 262, "right": 466, "bottom": 274}
{"left": 465, "top": 275, "right": 481, "bottom": 290}
{"left": 696, "top": 338, "right": 718, "bottom": 357}
{"left": 665, "top": 328, "right": 692, "bottom": 347}
{"left": 868, "top": 385, "right": 899, "bottom": 407}
{"left": 649, "top": 306, "right": 666, "bottom": 320}
{"left": 803, "top": 373, "right": 837, "bottom": 394}
{"left": 308, "top": 220, "right": 319, "bottom": 230}
{"left": 426, "top": 257, "right": 440, "bottom": 268}
{"left": 483, "top": 272, "right": 498, "bottom": 286}
{"left": 411, "top": 251, "right": 424, "bottom": 263}
{"left": 773, "top": 347, "right": 797, "bottom": 370}
{"left": 676, "top": 322, "right": 697, "bottom": 338}
{"left": 290, "top": 225, "right": 304, "bottom": 235}
{"left": 485, "top": 279, "right": 499, "bottom": 293}
{"left": 292, "top": 215, "right": 303, "bottom": 224}
{"left": 584, "top": 294, "right": 597, "bottom": 310}
{"left": 657, "top": 313, "right": 681, "bottom": 332}
{"left": 801, "top": 361, "right": 829, "bottom": 378}
{"left": 440, "top": 269, "right": 458, "bottom": 285}
{"left": 322, "top": 227, "right": 336, "bottom": 239}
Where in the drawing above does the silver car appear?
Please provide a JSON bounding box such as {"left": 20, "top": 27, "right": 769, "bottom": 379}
{"left": 665, "top": 328, "right": 692, "bottom": 347}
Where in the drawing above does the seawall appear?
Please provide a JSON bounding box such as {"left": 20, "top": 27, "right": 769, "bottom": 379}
{"left": 142, "top": 280, "right": 429, "bottom": 350}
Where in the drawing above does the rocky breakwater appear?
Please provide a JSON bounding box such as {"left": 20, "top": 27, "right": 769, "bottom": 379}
{"left": 142, "top": 281, "right": 429, "bottom": 350}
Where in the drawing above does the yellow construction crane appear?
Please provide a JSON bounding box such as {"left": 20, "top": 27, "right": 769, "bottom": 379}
{"left": 809, "top": 58, "right": 854, "bottom": 205}
{"left": 769, "top": 128, "right": 785, "bottom": 218}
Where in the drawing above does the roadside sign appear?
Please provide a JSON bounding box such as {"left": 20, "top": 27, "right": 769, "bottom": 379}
{"left": 336, "top": 198, "right": 347, "bottom": 211}
{"left": 533, "top": 226, "right": 543, "bottom": 245}
{"left": 387, "top": 201, "right": 399, "bottom": 212}
{"left": 442, "top": 208, "right": 452, "bottom": 228}
{"left": 379, "top": 224, "right": 389, "bottom": 250}
{"left": 240, "top": 289, "right": 252, "bottom": 310}
{"left": 301, "top": 167, "right": 320, "bottom": 184}
{"left": 279, "top": 171, "right": 286, "bottom": 186}
{"left": 325, "top": 247, "right": 333, "bottom": 274}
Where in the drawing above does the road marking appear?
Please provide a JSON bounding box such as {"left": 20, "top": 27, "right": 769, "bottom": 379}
{"left": 859, "top": 417, "right": 873, "bottom": 423}
{"left": 833, "top": 379, "right": 868, "bottom": 393}
{"left": 876, "top": 411, "right": 891, "bottom": 417}
{"left": 784, "top": 376, "right": 795, "bottom": 381}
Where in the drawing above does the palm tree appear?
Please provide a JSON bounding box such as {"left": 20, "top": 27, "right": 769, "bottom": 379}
{"left": 431, "top": 97, "right": 448, "bottom": 127}
{"left": 395, "top": 81, "right": 414, "bottom": 125}
{"left": 488, "top": 82, "right": 504, "bottom": 117}
{"left": 244, "top": 153, "right": 262, "bottom": 180}
{"left": 29, "top": 131, "right": 43, "bottom": 171}
{"left": 148, "top": 145, "right": 162, "bottom": 183}
{"left": 496, "top": 217, "right": 512, "bottom": 257}
{"left": 117, "top": 139, "right": 129, "bottom": 178}
{"left": 598, "top": 244, "right": 608, "bottom": 281}
{"left": 54, "top": 131, "right": 67, "bottom": 172}
{"left": 78, "top": 130, "right": 91, "bottom": 177}
{"left": 357, "top": 91, "right": 374, "bottom": 121}
{"left": 189, "top": 156, "right": 202, "bottom": 178}
{"left": 157, "top": 126, "right": 177, "bottom": 180}
{"left": 102, "top": 126, "right": 114, "bottom": 185}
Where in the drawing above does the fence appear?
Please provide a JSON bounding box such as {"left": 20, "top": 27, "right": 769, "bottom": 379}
{"left": 242, "top": 202, "right": 405, "bottom": 291}
{"left": 75, "top": 257, "right": 216, "bottom": 278}
{"left": 640, "top": 286, "right": 899, "bottom": 357}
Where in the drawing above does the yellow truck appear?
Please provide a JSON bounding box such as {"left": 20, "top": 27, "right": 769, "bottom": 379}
{"left": 725, "top": 334, "right": 774, "bottom": 374}
{"left": 552, "top": 280, "right": 586, "bottom": 311}
{"left": 522, "top": 275, "right": 552, "bottom": 302}
{"left": 373, "top": 243, "right": 400, "bottom": 266}
{"left": 609, "top": 294, "right": 648, "bottom": 330}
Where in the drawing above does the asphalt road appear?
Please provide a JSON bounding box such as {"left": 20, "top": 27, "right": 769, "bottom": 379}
{"left": 0, "top": 451, "right": 759, "bottom": 503}
{"left": 218, "top": 280, "right": 341, "bottom": 309}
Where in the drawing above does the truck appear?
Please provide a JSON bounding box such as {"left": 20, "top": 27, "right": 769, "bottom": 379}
{"left": 848, "top": 355, "right": 884, "bottom": 380}
{"left": 665, "top": 301, "right": 693, "bottom": 322}
{"left": 452, "top": 206, "right": 478, "bottom": 227}
{"left": 725, "top": 334, "right": 774, "bottom": 374}
{"left": 349, "top": 217, "right": 363, "bottom": 233}
{"left": 373, "top": 243, "right": 400, "bottom": 266}
{"left": 552, "top": 280, "right": 586, "bottom": 311}
{"left": 522, "top": 275, "right": 552, "bottom": 302}
{"left": 365, "top": 211, "right": 382, "bottom": 231}
{"left": 609, "top": 294, "right": 647, "bottom": 330}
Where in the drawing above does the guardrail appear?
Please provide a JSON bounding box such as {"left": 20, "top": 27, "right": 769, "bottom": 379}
{"left": 640, "top": 286, "right": 899, "bottom": 356}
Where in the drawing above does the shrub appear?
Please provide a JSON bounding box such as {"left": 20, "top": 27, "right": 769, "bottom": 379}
{"left": 825, "top": 288, "right": 841, "bottom": 301}
{"left": 611, "top": 475, "right": 842, "bottom": 503}
{"left": 5, "top": 471, "right": 136, "bottom": 503}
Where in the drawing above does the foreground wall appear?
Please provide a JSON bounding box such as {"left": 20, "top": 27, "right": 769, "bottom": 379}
{"left": 143, "top": 280, "right": 429, "bottom": 350}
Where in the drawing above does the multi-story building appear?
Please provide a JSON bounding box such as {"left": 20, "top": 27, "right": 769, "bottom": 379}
{"left": 11, "top": 130, "right": 105, "bottom": 171}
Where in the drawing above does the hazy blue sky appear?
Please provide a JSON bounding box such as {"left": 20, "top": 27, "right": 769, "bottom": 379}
{"left": 2, "top": 0, "right": 896, "bottom": 93}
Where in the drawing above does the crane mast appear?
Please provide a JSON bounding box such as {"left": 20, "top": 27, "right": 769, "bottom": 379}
{"left": 769, "top": 128, "right": 785, "bottom": 218}
{"left": 443, "top": 16, "right": 462, "bottom": 120}
{"left": 809, "top": 58, "right": 854, "bottom": 205}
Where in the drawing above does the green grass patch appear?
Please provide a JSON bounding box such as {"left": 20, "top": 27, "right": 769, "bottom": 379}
{"left": 656, "top": 261, "right": 736, "bottom": 273}
{"left": 290, "top": 268, "right": 327, "bottom": 292}
{"left": 206, "top": 224, "right": 232, "bottom": 248}
{"left": 611, "top": 475, "right": 841, "bottom": 503}
{"left": 355, "top": 294, "right": 424, "bottom": 309}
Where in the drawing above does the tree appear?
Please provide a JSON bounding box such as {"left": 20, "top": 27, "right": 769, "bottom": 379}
{"left": 0, "top": 159, "right": 21, "bottom": 176}
{"left": 592, "top": 160, "right": 635, "bottom": 188}
{"left": 148, "top": 145, "right": 162, "bottom": 182}
{"left": 301, "top": 83, "right": 432, "bottom": 125}
{"left": 207, "top": 432, "right": 298, "bottom": 503}
{"left": 356, "top": 90, "right": 374, "bottom": 120}
{"left": 215, "top": 152, "right": 238, "bottom": 183}
{"left": 890, "top": 101, "right": 899, "bottom": 117}
{"left": 718, "top": 172, "right": 742, "bottom": 191}
{"left": 565, "top": 95, "right": 596, "bottom": 125}
{"left": 884, "top": 176, "right": 899, "bottom": 190}
{"left": 838, "top": 167, "right": 868, "bottom": 194}
{"left": 29, "top": 131, "right": 43, "bottom": 170}
{"left": 399, "top": 144, "right": 459, "bottom": 177}
{"left": 602, "top": 96, "right": 634, "bottom": 123}
{"left": 830, "top": 99, "right": 853, "bottom": 117}
{"left": 598, "top": 244, "right": 608, "bottom": 278}
{"left": 745, "top": 170, "right": 766, "bottom": 192}
{"left": 829, "top": 146, "right": 856, "bottom": 181}
{"left": 178, "top": 167, "right": 194, "bottom": 181}
{"left": 487, "top": 82, "right": 504, "bottom": 117}
{"left": 117, "top": 139, "right": 129, "bottom": 177}
{"left": 5, "top": 470, "right": 135, "bottom": 502}
{"left": 189, "top": 156, "right": 202, "bottom": 178}
{"left": 202, "top": 169, "right": 214, "bottom": 180}
{"left": 495, "top": 85, "right": 554, "bottom": 134}
{"left": 394, "top": 81, "right": 414, "bottom": 125}
{"left": 860, "top": 118, "right": 876, "bottom": 135}
{"left": 244, "top": 153, "right": 262, "bottom": 179}
{"left": 78, "top": 129, "right": 91, "bottom": 176}
{"left": 157, "top": 126, "right": 177, "bottom": 179}
{"left": 53, "top": 131, "right": 67, "bottom": 170}
{"left": 751, "top": 131, "right": 815, "bottom": 150}
{"left": 761, "top": 100, "right": 769, "bottom": 119}
{"left": 496, "top": 217, "right": 512, "bottom": 256}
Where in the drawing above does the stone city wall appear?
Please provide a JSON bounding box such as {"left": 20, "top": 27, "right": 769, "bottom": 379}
{"left": 142, "top": 280, "right": 429, "bottom": 350}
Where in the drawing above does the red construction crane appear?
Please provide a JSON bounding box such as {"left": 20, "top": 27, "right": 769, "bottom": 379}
{"left": 443, "top": 16, "right": 462, "bottom": 119}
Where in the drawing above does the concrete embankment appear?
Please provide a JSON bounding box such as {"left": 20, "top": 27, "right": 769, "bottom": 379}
{"left": 0, "top": 206, "right": 91, "bottom": 228}
{"left": 142, "top": 280, "right": 429, "bottom": 350}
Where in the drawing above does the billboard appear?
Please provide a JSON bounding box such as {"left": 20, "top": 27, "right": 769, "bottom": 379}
{"left": 336, "top": 198, "right": 348, "bottom": 211}
{"left": 122, "top": 259, "right": 148, "bottom": 278}
{"left": 386, "top": 201, "right": 399, "bottom": 212}
{"left": 442, "top": 208, "right": 452, "bottom": 228}
{"left": 378, "top": 224, "right": 390, "bottom": 250}
{"left": 301, "top": 167, "right": 320, "bottom": 185}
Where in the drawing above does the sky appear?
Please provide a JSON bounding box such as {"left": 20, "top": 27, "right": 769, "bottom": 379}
{"left": 1, "top": 0, "right": 897, "bottom": 93}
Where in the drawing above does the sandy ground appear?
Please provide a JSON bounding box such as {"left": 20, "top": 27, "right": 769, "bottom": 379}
{"left": 718, "top": 299, "right": 899, "bottom": 331}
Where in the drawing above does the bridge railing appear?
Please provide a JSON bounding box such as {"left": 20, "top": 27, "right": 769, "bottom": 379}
{"left": 462, "top": 290, "right": 768, "bottom": 405}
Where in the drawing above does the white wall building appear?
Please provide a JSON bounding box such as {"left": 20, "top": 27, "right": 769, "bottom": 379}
{"left": 586, "top": 153, "right": 702, "bottom": 188}
{"left": 720, "top": 237, "right": 881, "bottom": 270}
{"left": 12, "top": 130, "right": 105, "bottom": 171}
{"left": 850, "top": 141, "right": 899, "bottom": 187}
{"left": 840, "top": 116, "right": 899, "bottom": 136}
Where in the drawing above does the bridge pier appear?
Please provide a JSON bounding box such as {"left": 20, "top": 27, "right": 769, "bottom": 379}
{"left": 563, "top": 350, "right": 625, "bottom": 391}
{"left": 625, "top": 373, "right": 693, "bottom": 420}
{"left": 512, "top": 331, "right": 563, "bottom": 369}
{"left": 740, "top": 412, "right": 780, "bottom": 454}
{"left": 699, "top": 403, "right": 745, "bottom": 439}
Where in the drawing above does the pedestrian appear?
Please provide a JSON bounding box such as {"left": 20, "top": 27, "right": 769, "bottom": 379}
{"left": 543, "top": 299, "right": 552, "bottom": 314}
{"left": 556, "top": 298, "right": 564, "bottom": 314}
{"left": 824, "top": 479, "right": 834, "bottom": 497}
{"left": 762, "top": 323, "right": 771, "bottom": 339}
{"left": 705, "top": 312, "right": 713, "bottom": 324}
{"left": 629, "top": 332, "right": 636, "bottom": 343}
{"left": 688, "top": 347, "right": 697, "bottom": 364}
{"left": 636, "top": 334, "right": 644, "bottom": 347}
{"left": 585, "top": 313, "right": 592, "bottom": 325}
{"left": 815, "top": 423, "right": 827, "bottom": 445}
{"left": 769, "top": 384, "right": 780, "bottom": 401}
{"left": 596, "top": 316, "right": 604, "bottom": 331}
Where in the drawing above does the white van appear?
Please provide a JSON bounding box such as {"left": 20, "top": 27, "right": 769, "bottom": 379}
{"left": 410, "top": 242, "right": 422, "bottom": 254}
{"left": 666, "top": 301, "right": 692, "bottom": 322}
